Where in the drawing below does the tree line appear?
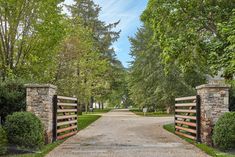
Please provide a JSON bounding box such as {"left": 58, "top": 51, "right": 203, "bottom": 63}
{"left": 128, "top": 0, "right": 235, "bottom": 111}
{"left": 0, "top": 0, "right": 127, "bottom": 110}
{"left": 0, "top": 0, "right": 234, "bottom": 112}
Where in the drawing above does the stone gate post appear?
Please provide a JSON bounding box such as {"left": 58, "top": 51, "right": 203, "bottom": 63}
{"left": 196, "top": 83, "right": 230, "bottom": 145}
{"left": 25, "top": 84, "right": 57, "bottom": 144}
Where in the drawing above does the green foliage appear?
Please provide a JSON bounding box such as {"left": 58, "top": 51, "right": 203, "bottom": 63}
{"left": 55, "top": 0, "right": 126, "bottom": 108}
{"left": 141, "top": 0, "right": 235, "bottom": 79}
{"left": 130, "top": 109, "right": 172, "bottom": 117}
{"left": 164, "top": 123, "right": 235, "bottom": 157}
{"left": 128, "top": 0, "right": 235, "bottom": 110}
{"left": 1, "top": 114, "right": 101, "bottom": 157}
{"left": 0, "top": 0, "right": 66, "bottom": 82}
{"left": 0, "top": 0, "right": 126, "bottom": 109}
{"left": 92, "top": 108, "right": 111, "bottom": 113}
{"left": 0, "top": 79, "right": 26, "bottom": 121}
{"left": 128, "top": 25, "right": 205, "bottom": 109}
{"left": 163, "top": 123, "right": 175, "bottom": 133}
{"left": 0, "top": 126, "right": 7, "bottom": 155}
{"left": 5, "top": 112, "right": 44, "bottom": 150}
{"left": 212, "top": 112, "right": 235, "bottom": 150}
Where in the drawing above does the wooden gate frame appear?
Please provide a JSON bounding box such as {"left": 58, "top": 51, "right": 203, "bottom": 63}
{"left": 174, "top": 95, "right": 201, "bottom": 142}
{"left": 52, "top": 95, "right": 79, "bottom": 141}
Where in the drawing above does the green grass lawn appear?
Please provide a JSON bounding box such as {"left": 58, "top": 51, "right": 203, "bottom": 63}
{"left": 78, "top": 114, "right": 101, "bottom": 130}
{"left": 130, "top": 109, "right": 173, "bottom": 117}
{"left": 83, "top": 108, "right": 112, "bottom": 115}
{"left": 163, "top": 123, "right": 235, "bottom": 157}
{"left": 4, "top": 114, "right": 101, "bottom": 157}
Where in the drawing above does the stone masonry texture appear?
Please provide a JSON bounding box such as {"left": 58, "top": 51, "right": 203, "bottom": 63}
{"left": 196, "top": 84, "right": 230, "bottom": 145}
{"left": 25, "top": 84, "right": 57, "bottom": 144}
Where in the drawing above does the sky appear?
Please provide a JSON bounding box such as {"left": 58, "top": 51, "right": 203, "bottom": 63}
{"left": 64, "top": 0, "right": 149, "bottom": 68}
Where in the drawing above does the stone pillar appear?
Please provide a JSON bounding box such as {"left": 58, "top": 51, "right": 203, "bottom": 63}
{"left": 25, "top": 84, "right": 57, "bottom": 144}
{"left": 196, "top": 83, "right": 230, "bottom": 145}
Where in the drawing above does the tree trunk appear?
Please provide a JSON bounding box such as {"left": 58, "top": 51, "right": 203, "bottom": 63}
{"left": 90, "top": 96, "right": 94, "bottom": 108}
{"left": 85, "top": 102, "right": 89, "bottom": 114}
{"left": 77, "top": 102, "right": 82, "bottom": 115}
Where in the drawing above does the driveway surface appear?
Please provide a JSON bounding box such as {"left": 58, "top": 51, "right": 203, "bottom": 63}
{"left": 46, "top": 109, "right": 210, "bottom": 157}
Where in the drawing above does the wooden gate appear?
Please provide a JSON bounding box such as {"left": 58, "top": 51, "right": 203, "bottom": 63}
{"left": 174, "top": 95, "right": 200, "bottom": 142}
{"left": 53, "top": 95, "right": 78, "bottom": 141}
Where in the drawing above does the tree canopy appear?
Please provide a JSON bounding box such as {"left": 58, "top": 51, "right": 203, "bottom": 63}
{"left": 128, "top": 0, "right": 235, "bottom": 110}
{"left": 0, "top": 0, "right": 128, "bottom": 109}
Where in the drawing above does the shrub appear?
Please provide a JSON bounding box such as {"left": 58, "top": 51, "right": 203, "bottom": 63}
{"left": 5, "top": 112, "right": 44, "bottom": 150}
{"left": 212, "top": 112, "right": 235, "bottom": 150}
{"left": 0, "top": 79, "right": 26, "bottom": 122}
{"left": 0, "top": 126, "right": 7, "bottom": 155}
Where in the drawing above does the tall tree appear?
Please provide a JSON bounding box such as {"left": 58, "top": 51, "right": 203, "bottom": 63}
{"left": 129, "top": 24, "right": 205, "bottom": 110}
{"left": 141, "top": 0, "right": 235, "bottom": 79}
{"left": 0, "top": 0, "right": 65, "bottom": 81}
{"left": 55, "top": 0, "right": 124, "bottom": 109}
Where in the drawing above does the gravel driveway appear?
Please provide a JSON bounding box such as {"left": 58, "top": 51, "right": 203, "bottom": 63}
{"left": 46, "top": 109, "right": 210, "bottom": 157}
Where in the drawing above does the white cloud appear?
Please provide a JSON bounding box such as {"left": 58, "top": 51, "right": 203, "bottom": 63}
{"left": 94, "top": 0, "right": 142, "bottom": 34}
{"left": 112, "top": 45, "right": 121, "bottom": 53}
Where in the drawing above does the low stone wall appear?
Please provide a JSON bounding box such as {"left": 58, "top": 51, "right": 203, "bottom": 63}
{"left": 25, "top": 84, "right": 57, "bottom": 144}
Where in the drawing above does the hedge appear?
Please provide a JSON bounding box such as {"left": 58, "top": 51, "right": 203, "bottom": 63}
{"left": 212, "top": 112, "right": 235, "bottom": 150}
{"left": 0, "top": 79, "right": 26, "bottom": 122}
{"left": 0, "top": 126, "right": 7, "bottom": 155}
{"left": 5, "top": 112, "right": 44, "bottom": 150}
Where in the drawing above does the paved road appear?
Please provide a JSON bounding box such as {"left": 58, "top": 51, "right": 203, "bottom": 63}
{"left": 46, "top": 109, "right": 209, "bottom": 157}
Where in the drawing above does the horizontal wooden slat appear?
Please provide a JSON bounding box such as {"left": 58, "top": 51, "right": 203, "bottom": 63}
{"left": 57, "top": 120, "right": 77, "bottom": 126}
{"left": 175, "top": 109, "right": 196, "bottom": 113}
{"left": 57, "top": 131, "right": 77, "bottom": 140}
{"left": 57, "top": 115, "right": 77, "bottom": 120}
{"left": 57, "top": 125, "right": 77, "bottom": 134}
{"left": 175, "top": 126, "right": 196, "bottom": 134}
{"left": 57, "top": 96, "right": 77, "bottom": 101}
{"left": 175, "top": 131, "right": 196, "bottom": 140}
{"left": 58, "top": 103, "right": 77, "bottom": 107}
{"left": 175, "top": 120, "right": 196, "bottom": 127}
{"left": 175, "top": 96, "right": 196, "bottom": 101}
{"left": 175, "top": 103, "right": 196, "bottom": 107}
{"left": 175, "top": 115, "right": 197, "bottom": 120}
{"left": 57, "top": 109, "right": 77, "bottom": 113}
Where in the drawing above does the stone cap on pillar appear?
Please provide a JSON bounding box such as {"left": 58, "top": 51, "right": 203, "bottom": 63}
{"left": 25, "top": 84, "right": 57, "bottom": 89}
{"left": 196, "top": 84, "right": 230, "bottom": 90}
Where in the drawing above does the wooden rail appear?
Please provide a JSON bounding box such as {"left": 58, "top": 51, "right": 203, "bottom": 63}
{"left": 175, "top": 96, "right": 196, "bottom": 101}
{"left": 57, "top": 109, "right": 77, "bottom": 113}
{"left": 175, "top": 131, "right": 196, "bottom": 140}
{"left": 53, "top": 95, "right": 78, "bottom": 141}
{"left": 57, "top": 96, "right": 77, "bottom": 101}
{"left": 57, "top": 103, "right": 78, "bottom": 107}
{"left": 175, "top": 103, "right": 196, "bottom": 107}
{"left": 57, "top": 126, "right": 77, "bottom": 134}
{"left": 174, "top": 95, "right": 200, "bottom": 142}
{"left": 175, "top": 115, "right": 197, "bottom": 120}
{"left": 57, "top": 115, "right": 77, "bottom": 120}
{"left": 175, "top": 120, "right": 197, "bottom": 127}
{"left": 175, "top": 109, "right": 196, "bottom": 113}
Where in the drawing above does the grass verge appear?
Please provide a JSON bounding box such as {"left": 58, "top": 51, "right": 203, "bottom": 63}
{"left": 4, "top": 114, "right": 101, "bottom": 157}
{"left": 83, "top": 108, "right": 112, "bottom": 115}
{"left": 163, "top": 123, "right": 235, "bottom": 157}
{"left": 130, "top": 109, "right": 173, "bottom": 117}
{"left": 3, "top": 140, "right": 64, "bottom": 157}
{"left": 78, "top": 114, "right": 101, "bottom": 130}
